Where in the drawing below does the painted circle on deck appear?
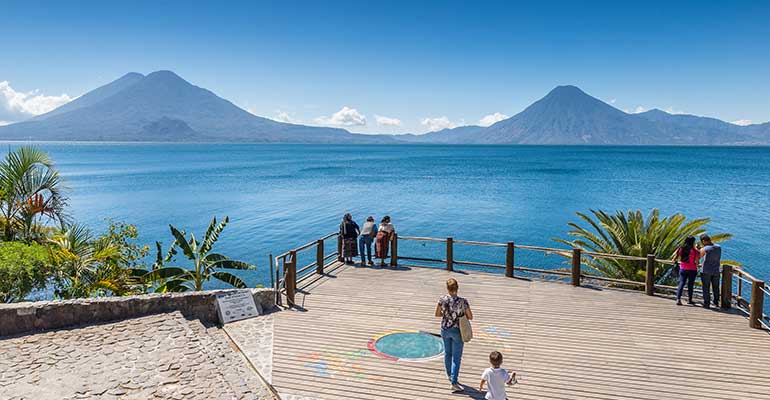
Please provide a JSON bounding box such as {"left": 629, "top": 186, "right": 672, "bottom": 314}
{"left": 367, "top": 331, "right": 444, "bottom": 362}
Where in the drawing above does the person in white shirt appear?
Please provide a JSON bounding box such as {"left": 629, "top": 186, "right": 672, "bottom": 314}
{"left": 358, "top": 216, "right": 377, "bottom": 265}
{"left": 479, "top": 351, "right": 516, "bottom": 400}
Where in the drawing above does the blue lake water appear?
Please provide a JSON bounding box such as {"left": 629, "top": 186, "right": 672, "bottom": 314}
{"left": 16, "top": 143, "right": 770, "bottom": 290}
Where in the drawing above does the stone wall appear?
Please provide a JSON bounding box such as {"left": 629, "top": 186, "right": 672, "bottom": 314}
{"left": 0, "top": 288, "right": 275, "bottom": 337}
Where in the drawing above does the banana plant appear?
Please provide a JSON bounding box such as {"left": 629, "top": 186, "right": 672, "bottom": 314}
{"left": 141, "top": 216, "right": 254, "bottom": 292}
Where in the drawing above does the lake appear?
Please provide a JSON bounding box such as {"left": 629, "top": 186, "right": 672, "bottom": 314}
{"left": 17, "top": 142, "right": 770, "bottom": 290}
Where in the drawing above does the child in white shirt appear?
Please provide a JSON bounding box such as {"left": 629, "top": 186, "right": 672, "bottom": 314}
{"left": 479, "top": 351, "right": 516, "bottom": 400}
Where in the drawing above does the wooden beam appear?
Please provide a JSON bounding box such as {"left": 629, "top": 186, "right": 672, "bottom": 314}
{"left": 446, "top": 237, "right": 454, "bottom": 271}
{"left": 749, "top": 280, "right": 765, "bottom": 329}
{"left": 285, "top": 251, "right": 297, "bottom": 306}
{"left": 571, "top": 248, "right": 581, "bottom": 287}
{"left": 506, "top": 242, "right": 515, "bottom": 278}
{"left": 721, "top": 264, "right": 732, "bottom": 309}
{"left": 316, "top": 239, "right": 324, "bottom": 274}
{"left": 390, "top": 233, "right": 398, "bottom": 267}
{"left": 645, "top": 254, "right": 655, "bottom": 296}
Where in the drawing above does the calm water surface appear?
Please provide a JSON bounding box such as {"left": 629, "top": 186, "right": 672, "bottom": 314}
{"left": 16, "top": 143, "right": 770, "bottom": 290}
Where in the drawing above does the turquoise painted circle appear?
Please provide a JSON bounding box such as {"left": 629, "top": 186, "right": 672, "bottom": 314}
{"left": 374, "top": 332, "right": 444, "bottom": 359}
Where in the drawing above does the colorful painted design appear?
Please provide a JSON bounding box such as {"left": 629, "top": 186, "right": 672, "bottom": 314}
{"left": 367, "top": 330, "right": 444, "bottom": 362}
{"left": 297, "top": 349, "right": 380, "bottom": 380}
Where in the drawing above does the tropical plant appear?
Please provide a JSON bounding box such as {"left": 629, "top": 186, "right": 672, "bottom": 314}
{"left": 0, "top": 241, "right": 53, "bottom": 302}
{"left": 138, "top": 216, "right": 254, "bottom": 292}
{"left": 0, "top": 146, "right": 68, "bottom": 241}
{"left": 554, "top": 209, "right": 736, "bottom": 284}
{"left": 48, "top": 222, "right": 145, "bottom": 299}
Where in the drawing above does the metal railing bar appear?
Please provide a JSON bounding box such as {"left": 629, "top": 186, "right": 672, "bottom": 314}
{"left": 453, "top": 260, "right": 506, "bottom": 268}
{"left": 581, "top": 275, "right": 646, "bottom": 286}
{"left": 515, "top": 266, "right": 572, "bottom": 277}
{"left": 399, "top": 255, "right": 446, "bottom": 263}
{"left": 398, "top": 235, "right": 446, "bottom": 242}
{"left": 452, "top": 239, "right": 506, "bottom": 247}
{"left": 296, "top": 262, "right": 317, "bottom": 276}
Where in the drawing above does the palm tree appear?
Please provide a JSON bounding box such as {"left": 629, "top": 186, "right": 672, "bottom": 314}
{"left": 554, "top": 209, "right": 736, "bottom": 283}
{"left": 140, "top": 216, "right": 254, "bottom": 292}
{"left": 0, "top": 146, "right": 68, "bottom": 241}
{"left": 48, "top": 224, "right": 134, "bottom": 299}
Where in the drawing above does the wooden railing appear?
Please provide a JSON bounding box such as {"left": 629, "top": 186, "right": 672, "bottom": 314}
{"left": 272, "top": 232, "right": 769, "bottom": 329}
{"left": 272, "top": 232, "right": 341, "bottom": 307}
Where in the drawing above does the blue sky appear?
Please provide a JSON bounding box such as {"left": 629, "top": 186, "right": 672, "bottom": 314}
{"left": 1, "top": 0, "right": 769, "bottom": 133}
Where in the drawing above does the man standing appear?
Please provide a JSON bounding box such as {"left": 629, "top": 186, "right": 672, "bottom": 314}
{"left": 699, "top": 234, "right": 722, "bottom": 309}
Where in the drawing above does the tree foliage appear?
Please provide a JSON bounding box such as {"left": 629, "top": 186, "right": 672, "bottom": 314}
{"left": 0, "top": 146, "right": 68, "bottom": 241}
{"left": 554, "top": 209, "right": 737, "bottom": 283}
{"left": 0, "top": 241, "right": 52, "bottom": 303}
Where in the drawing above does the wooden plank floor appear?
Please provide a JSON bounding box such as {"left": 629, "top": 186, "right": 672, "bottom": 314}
{"left": 272, "top": 262, "right": 770, "bottom": 400}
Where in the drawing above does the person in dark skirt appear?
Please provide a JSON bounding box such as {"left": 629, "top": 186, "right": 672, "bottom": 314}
{"left": 375, "top": 215, "right": 395, "bottom": 266}
{"left": 340, "top": 213, "right": 360, "bottom": 264}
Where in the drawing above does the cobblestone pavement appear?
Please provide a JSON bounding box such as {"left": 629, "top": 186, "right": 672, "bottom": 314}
{"left": 224, "top": 314, "right": 274, "bottom": 383}
{"left": 0, "top": 312, "right": 271, "bottom": 400}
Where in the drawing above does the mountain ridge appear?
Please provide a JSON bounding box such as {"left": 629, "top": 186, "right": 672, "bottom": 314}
{"left": 1, "top": 72, "right": 767, "bottom": 144}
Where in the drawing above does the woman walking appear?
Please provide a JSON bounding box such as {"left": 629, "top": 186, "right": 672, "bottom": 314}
{"left": 339, "top": 213, "right": 360, "bottom": 264}
{"left": 435, "top": 278, "right": 473, "bottom": 392}
{"left": 374, "top": 215, "right": 395, "bottom": 266}
{"left": 674, "top": 236, "right": 699, "bottom": 306}
{"left": 359, "top": 216, "right": 377, "bottom": 265}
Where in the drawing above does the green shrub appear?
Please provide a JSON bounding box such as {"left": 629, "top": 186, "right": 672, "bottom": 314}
{"left": 0, "top": 241, "right": 52, "bottom": 302}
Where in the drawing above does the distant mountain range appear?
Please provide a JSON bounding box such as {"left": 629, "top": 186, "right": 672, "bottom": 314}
{"left": 1, "top": 71, "right": 768, "bottom": 145}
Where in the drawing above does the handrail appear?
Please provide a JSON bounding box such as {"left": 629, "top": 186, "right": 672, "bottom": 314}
{"left": 273, "top": 231, "right": 768, "bottom": 331}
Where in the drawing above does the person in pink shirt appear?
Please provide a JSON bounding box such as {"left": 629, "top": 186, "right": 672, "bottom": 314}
{"left": 674, "top": 236, "right": 699, "bottom": 305}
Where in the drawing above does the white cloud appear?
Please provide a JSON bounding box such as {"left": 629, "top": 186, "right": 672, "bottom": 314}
{"left": 374, "top": 114, "right": 401, "bottom": 127}
{"left": 630, "top": 106, "right": 646, "bottom": 114}
{"left": 315, "top": 106, "right": 366, "bottom": 126}
{"left": 0, "top": 120, "right": 11, "bottom": 126}
{"left": 478, "top": 112, "right": 509, "bottom": 127}
{"left": 664, "top": 106, "right": 686, "bottom": 115}
{"left": 272, "top": 110, "right": 300, "bottom": 124}
{"left": 731, "top": 119, "right": 752, "bottom": 126}
{"left": 608, "top": 98, "right": 617, "bottom": 104}
{"left": 420, "top": 116, "right": 458, "bottom": 132}
{"left": 0, "top": 81, "right": 72, "bottom": 123}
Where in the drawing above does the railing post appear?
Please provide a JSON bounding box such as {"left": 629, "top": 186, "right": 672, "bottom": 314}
{"left": 337, "top": 234, "right": 343, "bottom": 262}
{"left": 505, "top": 242, "right": 515, "bottom": 278}
{"left": 645, "top": 254, "right": 655, "bottom": 296}
{"left": 446, "top": 237, "right": 454, "bottom": 271}
{"left": 390, "top": 233, "right": 398, "bottom": 267}
{"left": 286, "top": 251, "right": 297, "bottom": 307}
{"left": 749, "top": 280, "right": 765, "bottom": 329}
{"left": 571, "top": 248, "right": 581, "bottom": 287}
{"left": 721, "top": 265, "right": 732, "bottom": 310}
{"left": 316, "top": 239, "right": 324, "bottom": 274}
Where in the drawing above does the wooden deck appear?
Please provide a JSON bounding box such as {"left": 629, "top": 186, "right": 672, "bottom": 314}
{"left": 271, "top": 262, "right": 770, "bottom": 400}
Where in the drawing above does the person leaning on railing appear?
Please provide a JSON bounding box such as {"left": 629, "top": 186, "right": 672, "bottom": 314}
{"left": 674, "top": 236, "right": 699, "bottom": 306}
{"left": 375, "top": 215, "right": 395, "bottom": 267}
{"left": 699, "top": 234, "right": 722, "bottom": 309}
{"left": 359, "top": 216, "right": 377, "bottom": 266}
{"left": 339, "top": 213, "right": 360, "bottom": 265}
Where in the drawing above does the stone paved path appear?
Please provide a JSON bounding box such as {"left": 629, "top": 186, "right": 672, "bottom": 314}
{"left": 224, "top": 314, "right": 274, "bottom": 383}
{"left": 0, "top": 312, "right": 272, "bottom": 400}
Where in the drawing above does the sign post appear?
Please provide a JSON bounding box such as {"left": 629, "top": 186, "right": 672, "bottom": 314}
{"left": 215, "top": 291, "right": 261, "bottom": 324}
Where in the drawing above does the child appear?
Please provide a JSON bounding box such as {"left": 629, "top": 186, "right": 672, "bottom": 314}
{"left": 479, "top": 351, "right": 516, "bottom": 400}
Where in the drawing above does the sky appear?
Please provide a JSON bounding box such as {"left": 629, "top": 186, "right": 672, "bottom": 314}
{"left": 1, "top": 0, "right": 769, "bottom": 133}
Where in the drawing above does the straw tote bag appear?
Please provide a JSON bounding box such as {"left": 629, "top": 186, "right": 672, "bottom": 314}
{"left": 459, "top": 303, "right": 473, "bottom": 342}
